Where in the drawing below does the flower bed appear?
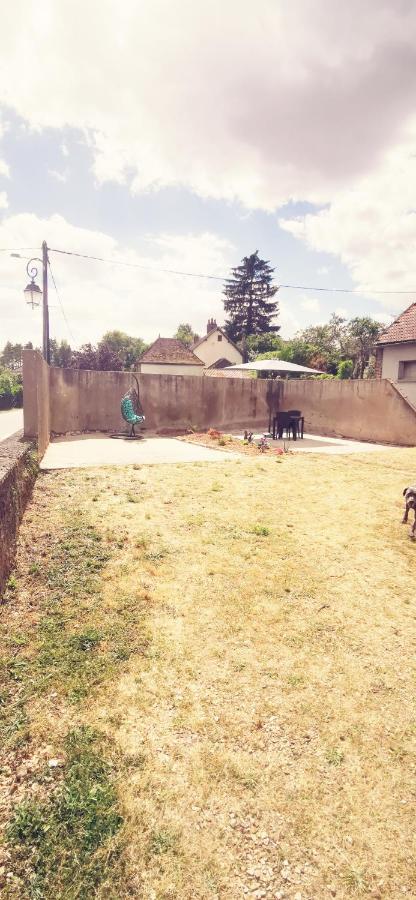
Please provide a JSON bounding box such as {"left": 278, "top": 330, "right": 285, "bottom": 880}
{"left": 178, "top": 428, "right": 287, "bottom": 457}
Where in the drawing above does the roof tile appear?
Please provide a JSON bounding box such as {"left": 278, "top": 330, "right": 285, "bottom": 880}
{"left": 377, "top": 302, "right": 416, "bottom": 345}
{"left": 139, "top": 337, "right": 205, "bottom": 365}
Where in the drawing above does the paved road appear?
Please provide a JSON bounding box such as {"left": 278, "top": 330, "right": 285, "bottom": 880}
{"left": 0, "top": 409, "right": 23, "bottom": 442}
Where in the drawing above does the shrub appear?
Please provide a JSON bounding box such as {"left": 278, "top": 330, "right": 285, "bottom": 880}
{"left": 337, "top": 359, "right": 354, "bottom": 379}
{"left": 0, "top": 369, "right": 23, "bottom": 409}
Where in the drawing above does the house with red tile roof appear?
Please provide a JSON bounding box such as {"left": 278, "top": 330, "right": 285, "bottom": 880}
{"left": 376, "top": 302, "right": 416, "bottom": 405}
{"left": 138, "top": 337, "right": 205, "bottom": 376}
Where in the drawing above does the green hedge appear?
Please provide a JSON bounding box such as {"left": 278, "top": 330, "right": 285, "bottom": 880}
{"left": 0, "top": 369, "right": 23, "bottom": 410}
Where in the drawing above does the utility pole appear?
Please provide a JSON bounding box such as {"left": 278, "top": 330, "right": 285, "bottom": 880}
{"left": 42, "top": 241, "right": 50, "bottom": 364}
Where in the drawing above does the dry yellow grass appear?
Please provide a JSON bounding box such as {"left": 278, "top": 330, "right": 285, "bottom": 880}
{"left": 1, "top": 449, "right": 416, "bottom": 899}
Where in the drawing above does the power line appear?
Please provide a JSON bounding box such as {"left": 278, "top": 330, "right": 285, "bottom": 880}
{"left": 47, "top": 257, "right": 76, "bottom": 342}
{"left": 3, "top": 244, "right": 416, "bottom": 295}
{"left": 49, "top": 246, "right": 225, "bottom": 282}
{"left": 48, "top": 246, "right": 416, "bottom": 295}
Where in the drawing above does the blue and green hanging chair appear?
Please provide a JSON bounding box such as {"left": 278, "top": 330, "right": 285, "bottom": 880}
{"left": 119, "top": 375, "right": 145, "bottom": 437}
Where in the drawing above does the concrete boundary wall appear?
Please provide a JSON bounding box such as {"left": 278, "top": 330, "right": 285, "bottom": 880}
{"left": 49, "top": 366, "right": 274, "bottom": 434}
{"left": 0, "top": 435, "right": 37, "bottom": 596}
{"left": 280, "top": 378, "right": 416, "bottom": 445}
{"left": 23, "top": 350, "right": 50, "bottom": 457}
{"left": 23, "top": 350, "right": 416, "bottom": 447}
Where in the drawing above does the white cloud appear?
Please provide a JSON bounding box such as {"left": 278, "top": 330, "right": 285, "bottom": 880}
{"left": 0, "top": 159, "right": 9, "bottom": 178}
{"left": 0, "top": 212, "right": 234, "bottom": 346}
{"left": 300, "top": 295, "right": 320, "bottom": 312}
{"left": 280, "top": 133, "right": 416, "bottom": 310}
{"left": 48, "top": 168, "right": 68, "bottom": 183}
{"left": 1, "top": 1, "right": 416, "bottom": 320}
{"left": 369, "top": 311, "right": 395, "bottom": 325}
{"left": 0, "top": 190, "right": 8, "bottom": 208}
{"left": 278, "top": 302, "right": 300, "bottom": 339}
{"left": 317, "top": 266, "right": 329, "bottom": 276}
{"left": 0, "top": 1, "right": 415, "bottom": 210}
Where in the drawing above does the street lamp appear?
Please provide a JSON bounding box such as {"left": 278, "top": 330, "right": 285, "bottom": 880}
{"left": 24, "top": 263, "right": 42, "bottom": 308}
{"left": 16, "top": 241, "right": 50, "bottom": 364}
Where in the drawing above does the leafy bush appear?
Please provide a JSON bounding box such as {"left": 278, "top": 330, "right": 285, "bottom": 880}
{"left": 0, "top": 368, "right": 23, "bottom": 409}
{"left": 337, "top": 359, "right": 354, "bottom": 379}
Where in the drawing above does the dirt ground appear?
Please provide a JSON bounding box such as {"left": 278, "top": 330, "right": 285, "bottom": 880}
{"left": 1, "top": 449, "right": 415, "bottom": 899}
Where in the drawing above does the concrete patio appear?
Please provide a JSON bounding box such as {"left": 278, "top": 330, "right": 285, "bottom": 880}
{"left": 237, "top": 432, "right": 401, "bottom": 455}
{"left": 40, "top": 430, "right": 400, "bottom": 470}
{"left": 40, "top": 433, "right": 240, "bottom": 470}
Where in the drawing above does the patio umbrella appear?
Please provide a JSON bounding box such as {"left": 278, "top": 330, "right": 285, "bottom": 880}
{"left": 225, "top": 359, "right": 324, "bottom": 375}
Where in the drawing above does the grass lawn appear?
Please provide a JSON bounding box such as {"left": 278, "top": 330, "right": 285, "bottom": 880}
{"left": 0, "top": 449, "right": 415, "bottom": 899}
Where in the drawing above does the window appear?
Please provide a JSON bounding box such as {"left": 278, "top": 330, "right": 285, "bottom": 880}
{"left": 398, "top": 360, "right": 416, "bottom": 381}
{"left": 217, "top": 334, "right": 222, "bottom": 341}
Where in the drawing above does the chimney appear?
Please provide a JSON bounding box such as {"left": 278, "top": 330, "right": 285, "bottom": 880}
{"left": 207, "top": 318, "right": 217, "bottom": 334}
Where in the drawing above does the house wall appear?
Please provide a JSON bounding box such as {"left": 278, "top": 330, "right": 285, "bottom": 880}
{"left": 193, "top": 329, "right": 243, "bottom": 367}
{"left": 380, "top": 343, "right": 416, "bottom": 406}
{"left": 138, "top": 363, "right": 204, "bottom": 377}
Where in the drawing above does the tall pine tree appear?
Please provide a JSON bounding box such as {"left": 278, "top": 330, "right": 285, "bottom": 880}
{"left": 223, "top": 251, "right": 279, "bottom": 341}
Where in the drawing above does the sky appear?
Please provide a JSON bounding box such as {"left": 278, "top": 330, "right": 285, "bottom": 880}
{"left": 1, "top": 0, "right": 416, "bottom": 349}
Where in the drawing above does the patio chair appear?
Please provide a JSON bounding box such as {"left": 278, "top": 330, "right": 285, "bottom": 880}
{"left": 273, "top": 411, "right": 297, "bottom": 440}
{"left": 287, "top": 410, "right": 304, "bottom": 439}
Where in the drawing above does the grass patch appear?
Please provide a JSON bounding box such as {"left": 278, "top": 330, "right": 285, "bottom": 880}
{"left": 0, "top": 511, "right": 150, "bottom": 744}
{"left": 250, "top": 523, "right": 271, "bottom": 536}
{"left": 6, "top": 727, "right": 123, "bottom": 899}
{"left": 149, "top": 829, "right": 178, "bottom": 857}
{"left": 326, "top": 747, "right": 345, "bottom": 766}
{"left": 1, "top": 452, "right": 416, "bottom": 898}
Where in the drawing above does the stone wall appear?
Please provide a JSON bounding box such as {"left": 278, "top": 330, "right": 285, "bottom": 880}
{"left": 0, "top": 435, "right": 37, "bottom": 596}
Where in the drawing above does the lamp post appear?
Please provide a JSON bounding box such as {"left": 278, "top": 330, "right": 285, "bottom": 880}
{"left": 22, "top": 241, "right": 50, "bottom": 364}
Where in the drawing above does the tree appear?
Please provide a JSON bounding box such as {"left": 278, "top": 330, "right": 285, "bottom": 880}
{"left": 50, "top": 339, "right": 72, "bottom": 368}
{"left": 96, "top": 342, "right": 124, "bottom": 371}
{"left": 0, "top": 368, "right": 22, "bottom": 409}
{"left": 71, "top": 343, "right": 122, "bottom": 371}
{"left": 101, "top": 330, "right": 147, "bottom": 369}
{"left": 223, "top": 251, "right": 279, "bottom": 341}
{"left": 246, "top": 331, "right": 282, "bottom": 360}
{"left": 0, "top": 341, "right": 23, "bottom": 371}
{"left": 173, "top": 324, "right": 199, "bottom": 347}
{"left": 337, "top": 359, "right": 354, "bottom": 379}
{"left": 347, "top": 317, "right": 383, "bottom": 379}
{"left": 247, "top": 312, "right": 383, "bottom": 378}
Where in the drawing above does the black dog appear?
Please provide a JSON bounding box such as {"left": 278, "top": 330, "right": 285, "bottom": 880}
{"left": 402, "top": 486, "right": 416, "bottom": 539}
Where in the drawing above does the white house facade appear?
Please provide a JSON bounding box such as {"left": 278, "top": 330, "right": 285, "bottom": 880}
{"left": 192, "top": 319, "right": 243, "bottom": 370}
{"left": 376, "top": 302, "right": 416, "bottom": 405}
